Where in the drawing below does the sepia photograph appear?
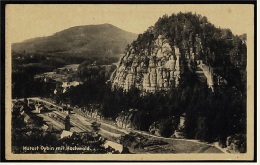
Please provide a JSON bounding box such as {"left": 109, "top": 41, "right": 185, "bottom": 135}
{"left": 4, "top": 3, "right": 255, "bottom": 161}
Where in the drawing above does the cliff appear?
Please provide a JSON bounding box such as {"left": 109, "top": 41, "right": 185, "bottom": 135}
{"left": 110, "top": 35, "right": 182, "bottom": 93}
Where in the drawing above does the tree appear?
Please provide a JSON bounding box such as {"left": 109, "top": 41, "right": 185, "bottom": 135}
{"left": 195, "top": 117, "right": 209, "bottom": 141}
{"left": 91, "top": 121, "right": 101, "bottom": 134}
{"left": 155, "top": 116, "right": 179, "bottom": 138}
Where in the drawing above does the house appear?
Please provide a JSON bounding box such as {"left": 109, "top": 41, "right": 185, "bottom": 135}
{"left": 21, "top": 113, "right": 33, "bottom": 124}
{"left": 24, "top": 115, "right": 30, "bottom": 123}
{"left": 70, "top": 81, "right": 80, "bottom": 87}
{"left": 41, "top": 124, "right": 49, "bottom": 131}
{"left": 60, "top": 130, "right": 73, "bottom": 139}
{"left": 19, "top": 106, "right": 24, "bottom": 113}
{"left": 35, "top": 104, "right": 44, "bottom": 113}
{"left": 62, "top": 82, "right": 69, "bottom": 88}
{"left": 104, "top": 140, "right": 123, "bottom": 153}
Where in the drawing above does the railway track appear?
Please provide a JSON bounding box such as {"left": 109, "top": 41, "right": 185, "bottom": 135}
{"left": 49, "top": 111, "right": 92, "bottom": 132}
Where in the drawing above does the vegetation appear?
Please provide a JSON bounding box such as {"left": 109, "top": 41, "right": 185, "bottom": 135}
{"left": 11, "top": 102, "right": 119, "bottom": 154}
{"left": 53, "top": 69, "right": 245, "bottom": 146}
{"left": 129, "top": 12, "right": 246, "bottom": 91}
{"left": 12, "top": 51, "right": 117, "bottom": 98}
{"left": 12, "top": 127, "right": 118, "bottom": 154}
{"left": 119, "top": 132, "right": 168, "bottom": 150}
{"left": 12, "top": 24, "right": 137, "bottom": 58}
{"left": 226, "top": 134, "right": 246, "bottom": 153}
{"left": 91, "top": 121, "right": 101, "bottom": 134}
{"left": 54, "top": 13, "right": 246, "bottom": 146}
{"left": 12, "top": 12, "right": 247, "bottom": 152}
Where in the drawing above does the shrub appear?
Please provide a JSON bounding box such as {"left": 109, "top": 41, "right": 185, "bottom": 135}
{"left": 226, "top": 134, "right": 246, "bottom": 153}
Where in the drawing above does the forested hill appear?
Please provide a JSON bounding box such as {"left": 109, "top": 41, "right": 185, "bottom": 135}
{"left": 12, "top": 24, "right": 137, "bottom": 58}
{"left": 131, "top": 12, "right": 246, "bottom": 69}
{"left": 104, "top": 12, "right": 247, "bottom": 147}
{"left": 110, "top": 12, "right": 247, "bottom": 93}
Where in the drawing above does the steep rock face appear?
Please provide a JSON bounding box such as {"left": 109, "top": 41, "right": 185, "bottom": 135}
{"left": 110, "top": 35, "right": 181, "bottom": 93}
{"left": 198, "top": 61, "right": 214, "bottom": 91}
{"left": 110, "top": 12, "right": 246, "bottom": 93}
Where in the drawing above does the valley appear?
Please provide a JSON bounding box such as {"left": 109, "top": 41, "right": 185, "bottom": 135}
{"left": 13, "top": 97, "right": 223, "bottom": 153}
{"left": 11, "top": 12, "right": 247, "bottom": 154}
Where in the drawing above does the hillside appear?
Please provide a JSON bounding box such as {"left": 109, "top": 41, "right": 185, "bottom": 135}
{"left": 12, "top": 24, "right": 137, "bottom": 57}
{"left": 110, "top": 12, "right": 247, "bottom": 93}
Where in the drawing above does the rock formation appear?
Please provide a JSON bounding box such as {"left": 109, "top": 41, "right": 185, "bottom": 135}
{"left": 198, "top": 60, "right": 214, "bottom": 92}
{"left": 109, "top": 13, "right": 232, "bottom": 93}
{"left": 115, "top": 109, "right": 138, "bottom": 129}
{"left": 110, "top": 35, "right": 182, "bottom": 93}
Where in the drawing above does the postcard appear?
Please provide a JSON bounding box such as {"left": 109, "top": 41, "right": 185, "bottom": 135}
{"left": 4, "top": 3, "right": 255, "bottom": 161}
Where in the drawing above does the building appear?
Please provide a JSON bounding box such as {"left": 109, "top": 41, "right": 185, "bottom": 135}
{"left": 60, "top": 130, "right": 73, "bottom": 139}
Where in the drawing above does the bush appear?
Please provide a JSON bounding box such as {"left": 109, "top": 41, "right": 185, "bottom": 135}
{"left": 152, "top": 116, "right": 179, "bottom": 138}
{"left": 226, "top": 134, "right": 246, "bottom": 153}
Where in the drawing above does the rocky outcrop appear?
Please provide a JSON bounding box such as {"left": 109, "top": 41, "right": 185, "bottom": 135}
{"left": 110, "top": 35, "right": 182, "bottom": 93}
{"left": 115, "top": 109, "right": 138, "bottom": 129}
{"left": 197, "top": 60, "right": 214, "bottom": 92}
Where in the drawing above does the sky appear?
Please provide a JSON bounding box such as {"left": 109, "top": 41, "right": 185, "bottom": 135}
{"left": 6, "top": 4, "right": 254, "bottom": 43}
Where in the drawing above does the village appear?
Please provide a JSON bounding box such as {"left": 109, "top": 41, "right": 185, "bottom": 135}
{"left": 34, "top": 64, "right": 83, "bottom": 95}
{"left": 12, "top": 96, "right": 236, "bottom": 154}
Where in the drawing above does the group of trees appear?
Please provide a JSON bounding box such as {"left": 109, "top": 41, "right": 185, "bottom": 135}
{"left": 55, "top": 66, "right": 246, "bottom": 144}
{"left": 12, "top": 50, "right": 118, "bottom": 99}
{"left": 157, "top": 13, "right": 246, "bottom": 68}
{"left": 12, "top": 52, "right": 74, "bottom": 98}
{"left": 12, "top": 71, "right": 56, "bottom": 98}
{"left": 102, "top": 80, "right": 246, "bottom": 144}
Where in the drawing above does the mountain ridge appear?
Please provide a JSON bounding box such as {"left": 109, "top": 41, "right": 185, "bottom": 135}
{"left": 12, "top": 24, "right": 138, "bottom": 57}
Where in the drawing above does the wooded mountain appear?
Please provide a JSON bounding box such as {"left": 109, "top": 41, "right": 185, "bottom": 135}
{"left": 110, "top": 12, "right": 247, "bottom": 93}
{"left": 12, "top": 24, "right": 137, "bottom": 57}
